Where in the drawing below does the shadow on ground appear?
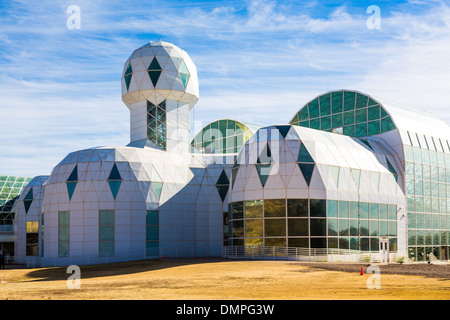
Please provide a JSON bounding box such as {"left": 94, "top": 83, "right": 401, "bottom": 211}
{"left": 25, "top": 257, "right": 226, "bottom": 282}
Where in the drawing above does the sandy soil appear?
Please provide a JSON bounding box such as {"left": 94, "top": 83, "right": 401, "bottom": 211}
{"left": 0, "top": 258, "right": 448, "bottom": 300}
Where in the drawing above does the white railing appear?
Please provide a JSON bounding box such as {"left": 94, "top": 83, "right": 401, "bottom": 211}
{"left": 10, "top": 245, "right": 417, "bottom": 268}
{"left": 222, "top": 245, "right": 405, "bottom": 263}
{"left": 21, "top": 246, "right": 224, "bottom": 268}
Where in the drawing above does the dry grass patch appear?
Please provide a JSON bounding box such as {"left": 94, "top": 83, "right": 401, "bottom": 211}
{"left": 0, "top": 259, "right": 448, "bottom": 300}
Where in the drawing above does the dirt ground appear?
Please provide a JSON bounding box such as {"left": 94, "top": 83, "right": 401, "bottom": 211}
{"left": 0, "top": 258, "right": 448, "bottom": 300}
{"left": 299, "top": 262, "right": 450, "bottom": 279}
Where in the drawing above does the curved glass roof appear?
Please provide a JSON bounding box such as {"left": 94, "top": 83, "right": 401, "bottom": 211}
{"left": 289, "top": 90, "right": 397, "bottom": 138}
{"left": 191, "top": 119, "right": 262, "bottom": 154}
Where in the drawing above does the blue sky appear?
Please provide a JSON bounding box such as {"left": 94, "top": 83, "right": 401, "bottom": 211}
{"left": 1, "top": 0, "right": 450, "bottom": 177}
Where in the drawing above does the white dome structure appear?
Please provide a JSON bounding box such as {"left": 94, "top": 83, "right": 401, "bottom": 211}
{"left": 122, "top": 41, "right": 199, "bottom": 153}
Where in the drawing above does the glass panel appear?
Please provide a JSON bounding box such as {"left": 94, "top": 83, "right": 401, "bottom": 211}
{"left": 338, "top": 201, "right": 348, "bottom": 218}
{"left": 339, "top": 219, "right": 349, "bottom": 236}
{"left": 311, "top": 238, "right": 326, "bottom": 248}
{"left": 332, "top": 113, "right": 343, "bottom": 128}
{"left": 355, "top": 123, "right": 367, "bottom": 137}
{"left": 370, "top": 203, "right": 379, "bottom": 220}
{"left": 265, "top": 238, "right": 286, "bottom": 247}
{"left": 327, "top": 218, "right": 338, "bottom": 236}
{"left": 58, "top": 227, "right": 69, "bottom": 241}
{"left": 327, "top": 200, "right": 338, "bottom": 217}
{"left": 146, "top": 226, "right": 159, "bottom": 241}
{"left": 349, "top": 202, "right": 359, "bottom": 219}
{"left": 264, "top": 199, "right": 286, "bottom": 217}
{"left": 310, "top": 199, "right": 326, "bottom": 217}
{"left": 288, "top": 219, "right": 308, "bottom": 236}
{"left": 355, "top": 108, "right": 367, "bottom": 123}
{"left": 99, "top": 242, "right": 114, "bottom": 255}
{"left": 360, "top": 220, "right": 369, "bottom": 236}
{"left": 343, "top": 91, "right": 356, "bottom": 111}
{"left": 332, "top": 91, "right": 343, "bottom": 114}
{"left": 265, "top": 219, "right": 286, "bottom": 237}
{"left": 99, "top": 210, "right": 114, "bottom": 225}
{"left": 310, "top": 218, "right": 326, "bottom": 236}
{"left": 370, "top": 220, "right": 379, "bottom": 236}
{"left": 308, "top": 99, "right": 320, "bottom": 118}
{"left": 232, "top": 220, "right": 244, "bottom": 237}
{"left": 287, "top": 199, "right": 308, "bottom": 217}
{"left": 245, "top": 219, "right": 263, "bottom": 238}
{"left": 359, "top": 203, "right": 369, "bottom": 219}
{"left": 355, "top": 93, "right": 368, "bottom": 109}
{"left": 368, "top": 120, "right": 381, "bottom": 135}
{"left": 289, "top": 238, "right": 309, "bottom": 248}
{"left": 232, "top": 202, "right": 244, "bottom": 220}
{"left": 350, "top": 220, "right": 359, "bottom": 236}
{"left": 245, "top": 200, "right": 263, "bottom": 218}
{"left": 343, "top": 111, "right": 354, "bottom": 126}
{"left": 368, "top": 105, "right": 380, "bottom": 121}
{"left": 319, "top": 94, "right": 331, "bottom": 116}
{"left": 59, "top": 211, "right": 70, "bottom": 226}
{"left": 99, "top": 226, "right": 114, "bottom": 241}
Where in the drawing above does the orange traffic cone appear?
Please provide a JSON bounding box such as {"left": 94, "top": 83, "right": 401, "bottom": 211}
{"left": 360, "top": 267, "right": 364, "bottom": 275}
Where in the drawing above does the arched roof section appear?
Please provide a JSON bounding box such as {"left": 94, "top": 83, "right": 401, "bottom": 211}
{"left": 191, "top": 119, "right": 262, "bottom": 154}
{"left": 289, "top": 90, "right": 397, "bottom": 138}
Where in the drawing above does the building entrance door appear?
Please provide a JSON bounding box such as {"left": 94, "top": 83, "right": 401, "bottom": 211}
{"left": 379, "top": 237, "right": 389, "bottom": 263}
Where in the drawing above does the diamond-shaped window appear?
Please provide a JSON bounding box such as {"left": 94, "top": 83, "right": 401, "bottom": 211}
{"left": 215, "top": 169, "right": 230, "bottom": 202}
{"left": 66, "top": 165, "right": 78, "bottom": 201}
{"left": 255, "top": 143, "right": 273, "bottom": 187}
{"left": 147, "top": 57, "right": 162, "bottom": 87}
{"left": 178, "top": 60, "right": 190, "bottom": 89}
{"left": 108, "top": 163, "right": 122, "bottom": 200}
{"left": 24, "top": 188, "right": 33, "bottom": 214}
{"left": 297, "top": 144, "right": 315, "bottom": 186}
{"left": 124, "top": 62, "right": 133, "bottom": 91}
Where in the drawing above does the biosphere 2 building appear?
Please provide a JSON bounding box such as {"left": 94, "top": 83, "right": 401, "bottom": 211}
{"left": 4, "top": 41, "right": 450, "bottom": 267}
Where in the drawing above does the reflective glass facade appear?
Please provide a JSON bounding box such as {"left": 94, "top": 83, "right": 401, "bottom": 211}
{"left": 192, "top": 119, "right": 261, "bottom": 154}
{"left": 229, "top": 199, "right": 397, "bottom": 251}
{"left": 403, "top": 131, "right": 450, "bottom": 261}
{"left": 0, "top": 175, "right": 32, "bottom": 226}
{"left": 290, "top": 90, "right": 396, "bottom": 137}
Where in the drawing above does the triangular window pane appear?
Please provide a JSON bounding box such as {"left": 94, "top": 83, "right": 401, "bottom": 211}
{"left": 298, "top": 163, "right": 315, "bottom": 186}
{"left": 179, "top": 72, "right": 190, "bottom": 88}
{"left": 148, "top": 57, "right": 161, "bottom": 70}
{"left": 67, "top": 181, "right": 77, "bottom": 201}
{"left": 275, "top": 125, "right": 291, "bottom": 138}
{"left": 216, "top": 185, "right": 229, "bottom": 202}
{"left": 24, "top": 200, "right": 32, "bottom": 213}
{"left": 231, "top": 167, "right": 239, "bottom": 188}
{"left": 148, "top": 70, "right": 161, "bottom": 87}
{"left": 297, "top": 144, "right": 314, "bottom": 163}
{"left": 256, "top": 164, "right": 272, "bottom": 187}
{"left": 124, "top": 62, "right": 133, "bottom": 91}
{"left": 108, "top": 181, "right": 121, "bottom": 199}
{"left": 179, "top": 60, "right": 189, "bottom": 74}
{"left": 25, "top": 188, "right": 33, "bottom": 200}
{"left": 108, "top": 163, "right": 122, "bottom": 181}
{"left": 216, "top": 169, "right": 229, "bottom": 185}
{"left": 67, "top": 165, "right": 78, "bottom": 182}
{"left": 152, "top": 182, "right": 163, "bottom": 201}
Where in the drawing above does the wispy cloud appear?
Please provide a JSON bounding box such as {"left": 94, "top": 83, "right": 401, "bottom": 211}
{"left": 1, "top": 0, "right": 450, "bottom": 177}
